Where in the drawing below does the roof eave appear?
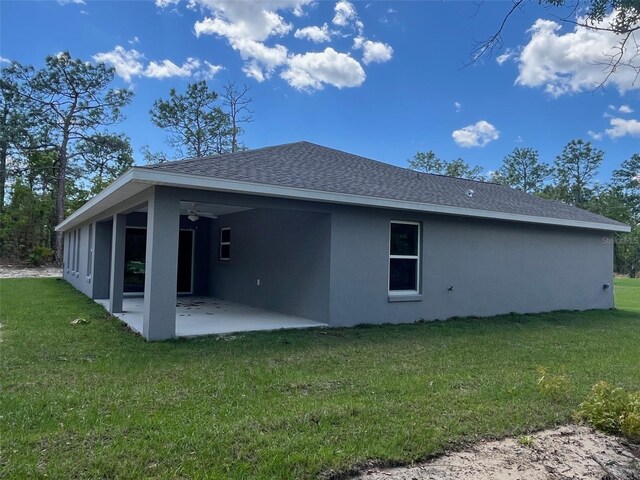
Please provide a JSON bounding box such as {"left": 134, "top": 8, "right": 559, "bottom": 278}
{"left": 56, "top": 168, "right": 632, "bottom": 233}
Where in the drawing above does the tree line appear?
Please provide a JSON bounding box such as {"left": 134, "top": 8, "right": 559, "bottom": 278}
{"left": 1, "top": 52, "right": 638, "bottom": 277}
{"left": 0, "top": 52, "right": 252, "bottom": 263}
{"left": 409, "top": 144, "right": 640, "bottom": 277}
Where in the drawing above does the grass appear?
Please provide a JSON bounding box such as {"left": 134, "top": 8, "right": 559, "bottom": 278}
{"left": 1, "top": 277, "right": 639, "bottom": 479}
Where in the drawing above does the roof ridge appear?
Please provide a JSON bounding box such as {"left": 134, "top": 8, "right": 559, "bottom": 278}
{"left": 138, "top": 141, "right": 310, "bottom": 169}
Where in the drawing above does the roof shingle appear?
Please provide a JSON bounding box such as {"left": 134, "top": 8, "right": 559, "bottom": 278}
{"left": 141, "top": 141, "right": 626, "bottom": 228}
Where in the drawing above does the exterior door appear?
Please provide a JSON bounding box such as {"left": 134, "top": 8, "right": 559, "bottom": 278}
{"left": 123, "top": 227, "right": 194, "bottom": 294}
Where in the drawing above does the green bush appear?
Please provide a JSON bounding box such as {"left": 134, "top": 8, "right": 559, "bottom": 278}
{"left": 620, "top": 392, "right": 640, "bottom": 439}
{"left": 576, "top": 381, "right": 640, "bottom": 440}
{"left": 27, "top": 246, "right": 55, "bottom": 266}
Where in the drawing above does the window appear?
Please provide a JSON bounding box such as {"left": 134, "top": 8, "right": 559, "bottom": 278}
{"left": 219, "top": 227, "right": 231, "bottom": 261}
{"left": 389, "top": 221, "right": 420, "bottom": 293}
{"left": 75, "top": 229, "right": 81, "bottom": 276}
{"left": 64, "top": 232, "right": 69, "bottom": 272}
{"left": 71, "top": 230, "right": 77, "bottom": 273}
{"left": 86, "top": 223, "right": 93, "bottom": 278}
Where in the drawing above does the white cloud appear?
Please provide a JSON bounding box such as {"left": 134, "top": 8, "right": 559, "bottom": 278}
{"left": 93, "top": 46, "right": 221, "bottom": 82}
{"left": 281, "top": 47, "right": 365, "bottom": 90}
{"left": 128, "top": 36, "right": 140, "bottom": 45}
{"left": 452, "top": 120, "right": 500, "bottom": 148}
{"left": 155, "top": 0, "right": 180, "bottom": 7}
{"left": 619, "top": 105, "right": 634, "bottom": 114}
{"left": 496, "top": 49, "right": 515, "bottom": 65}
{"left": 294, "top": 24, "right": 331, "bottom": 43}
{"left": 454, "top": 101, "right": 461, "bottom": 112}
{"left": 181, "top": 0, "right": 390, "bottom": 90}
{"left": 242, "top": 61, "right": 266, "bottom": 82}
{"left": 605, "top": 117, "right": 640, "bottom": 139}
{"left": 588, "top": 130, "right": 604, "bottom": 141}
{"left": 192, "top": 1, "right": 311, "bottom": 81}
{"left": 516, "top": 13, "right": 640, "bottom": 96}
{"left": 144, "top": 58, "right": 202, "bottom": 79}
{"left": 57, "top": 0, "right": 85, "bottom": 4}
{"left": 0, "top": 56, "right": 11, "bottom": 64}
{"left": 204, "top": 61, "right": 224, "bottom": 78}
{"left": 93, "top": 46, "right": 145, "bottom": 82}
{"left": 333, "top": 1, "right": 356, "bottom": 27}
{"left": 360, "top": 40, "right": 393, "bottom": 65}
{"left": 194, "top": 11, "right": 292, "bottom": 42}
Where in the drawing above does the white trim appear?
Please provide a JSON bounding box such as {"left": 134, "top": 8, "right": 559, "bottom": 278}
{"left": 55, "top": 170, "right": 134, "bottom": 231}
{"left": 86, "top": 222, "right": 94, "bottom": 278}
{"left": 56, "top": 167, "right": 631, "bottom": 233}
{"left": 388, "top": 220, "right": 421, "bottom": 295}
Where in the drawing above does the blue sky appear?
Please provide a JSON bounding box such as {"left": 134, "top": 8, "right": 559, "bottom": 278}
{"left": 1, "top": 0, "right": 639, "bottom": 183}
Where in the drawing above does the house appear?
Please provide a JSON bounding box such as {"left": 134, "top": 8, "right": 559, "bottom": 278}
{"left": 56, "top": 141, "right": 630, "bottom": 341}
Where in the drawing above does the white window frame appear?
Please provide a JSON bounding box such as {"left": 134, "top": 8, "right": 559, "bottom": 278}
{"left": 388, "top": 220, "right": 421, "bottom": 295}
{"left": 86, "top": 223, "right": 93, "bottom": 280}
{"left": 75, "top": 229, "right": 81, "bottom": 277}
{"left": 71, "top": 230, "right": 77, "bottom": 273}
{"left": 64, "top": 232, "right": 69, "bottom": 273}
{"left": 219, "top": 227, "right": 231, "bottom": 261}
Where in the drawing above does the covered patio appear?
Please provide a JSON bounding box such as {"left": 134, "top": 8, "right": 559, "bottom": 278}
{"left": 95, "top": 297, "right": 327, "bottom": 337}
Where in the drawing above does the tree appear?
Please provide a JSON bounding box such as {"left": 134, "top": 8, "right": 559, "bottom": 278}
{"left": 6, "top": 52, "right": 133, "bottom": 261}
{"left": 222, "top": 81, "right": 253, "bottom": 153}
{"left": 409, "top": 151, "right": 485, "bottom": 180}
{"left": 408, "top": 151, "right": 444, "bottom": 174}
{"left": 150, "top": 81, "right": 230, "bottom": 159}
{"left": 0, "top": 65, "right": 32, "bottom": 214}
{"left": 553, "top": 139, "right": 604, "bottom": 208}
{"left": 76, "top": 133, "right": 134, "bottom": 194}
{"left": 475, "top": 1, "right": 640, "bottom": 88}
{"left": 0, "top": 149, "right": 58, "bottom": 258}
{"left": 494, "top": 147, "right": 552, "bottom": 193}
{"left": 612, "top": 153, "right": 640, "bottom": 219}
{"left": 140, "top": 145, "right": 170, "bottom": 165}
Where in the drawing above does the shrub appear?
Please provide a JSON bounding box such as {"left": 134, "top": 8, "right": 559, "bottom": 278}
{"left": 27, "top": 246, "right": 54, "bottom": 266}
{"left": 576, "top": 381, "right": 640, "bottom": 440}
{"left": 620, "top": 392, "right": 640, "bottom": 439}
{"left": 536, "top": 366, "right": 571, "bottom": 399}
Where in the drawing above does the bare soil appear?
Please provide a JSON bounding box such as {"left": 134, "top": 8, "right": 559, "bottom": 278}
{"left": 354, "top": 425, "right": 639, "bottom": 480}
{"left": 0, "top": 263, "right": 62, "bottom": 279}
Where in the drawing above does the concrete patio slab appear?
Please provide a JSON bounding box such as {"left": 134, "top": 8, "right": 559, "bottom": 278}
{"left": 95, "top": 296, "right": 327, "bottom": 337}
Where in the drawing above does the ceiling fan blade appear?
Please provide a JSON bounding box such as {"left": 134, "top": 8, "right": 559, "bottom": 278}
{"left": 197, "top": 212, "right": 218, "bottom": 219}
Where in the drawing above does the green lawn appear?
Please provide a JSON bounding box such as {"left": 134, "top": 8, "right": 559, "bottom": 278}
{"left": 1, "top": 278, "right": 639, "bottom": 479}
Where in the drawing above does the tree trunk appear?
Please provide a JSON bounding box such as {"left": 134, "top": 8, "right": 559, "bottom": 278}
{"left": 0, "top": 142, "right": 7, "bottom": 215}
{"left": 54, "top": 139, "right": 68, "bottom": 264}
{"left": 0, "top": 104, "right": 8, "bottom": 215}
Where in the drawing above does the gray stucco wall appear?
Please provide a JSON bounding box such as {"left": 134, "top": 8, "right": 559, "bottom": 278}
{"left": 209, "top": 208, "right": 331, "bottom": 323}
{"left": 62, "top": 224, "right": 94, "bottom": 297}
{"left": 62, "top": 186, "right": 616, "bottom": 332}
{"left": 328, "top": 208, "right": 614, "bottom": 327}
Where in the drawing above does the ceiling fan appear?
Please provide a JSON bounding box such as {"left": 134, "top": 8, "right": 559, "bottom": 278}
{"left": 186, "top": 204, "right": 218, "bottom": 222}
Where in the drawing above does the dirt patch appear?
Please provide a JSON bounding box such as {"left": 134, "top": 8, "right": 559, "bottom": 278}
{"left": 0, "top": 263, "right": 62, "bottom": 279}
{"left": 354, "top": 425, "right": 639, "bottom": 480}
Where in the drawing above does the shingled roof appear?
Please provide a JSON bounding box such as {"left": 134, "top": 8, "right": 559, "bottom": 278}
{"left": 57, "top": 141, "right": 630, "bottom": 233}
{"left": 141, "top": 141, "right": 626, "bottom": 229}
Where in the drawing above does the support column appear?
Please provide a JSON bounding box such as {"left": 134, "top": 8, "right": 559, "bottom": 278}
{"left": 108, "top": 214, "right": 126, "bottom": 313}
{"left": 143, "top": 188, "right": 179, "bottom": 341}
